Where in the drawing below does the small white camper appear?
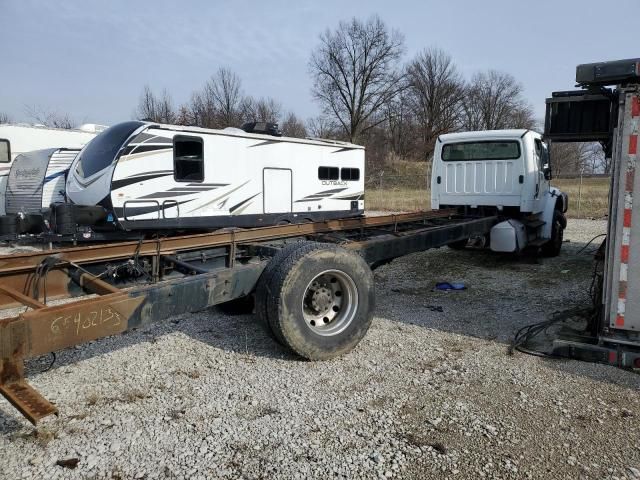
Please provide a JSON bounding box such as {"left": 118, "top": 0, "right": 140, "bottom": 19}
{"left": 5, "top": 148, "right": 80, "bottom": 215}
{"left": 64, "top": 121, "right": 365, "bottom": 233}
{"left": 0, "top": 124, "right": 104, "bottom": 214}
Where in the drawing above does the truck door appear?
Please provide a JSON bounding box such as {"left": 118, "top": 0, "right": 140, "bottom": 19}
{"left": 533, "top": 138, "right": 550, "bottom": 212}
{"left": 263, "top": 168, "right": 292, "bottom": 214}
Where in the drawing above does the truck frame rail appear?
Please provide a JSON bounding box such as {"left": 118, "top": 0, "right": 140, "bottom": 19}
{"left": 0, "top": 210, "right": 496, "bottom": 424}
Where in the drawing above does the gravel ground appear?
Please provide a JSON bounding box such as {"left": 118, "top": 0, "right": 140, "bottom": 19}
{"left": 2, "top": 219, "right": 640, "bottom": 480}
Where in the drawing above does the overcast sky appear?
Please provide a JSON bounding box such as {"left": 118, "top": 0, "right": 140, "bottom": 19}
{"left": 1, "top": 0, "right": 638, "bottom": 127}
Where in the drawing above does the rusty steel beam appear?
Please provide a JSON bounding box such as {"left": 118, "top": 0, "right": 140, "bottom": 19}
{"left": 0, "top": 293, "right": 143, "bottom": 359}
{"left": 76, "top": 272, "right": 121, "bottom": 295}
{"left": 0, "top": 261, "right": 266, "bottom": 423}
{"left": 0, "top": 379, "right": 58, "bottom": 425}
{"left": 0, "top": 211, "right": 457, "bottom": 309}
{"left": 0, "top": 292, "right": 141, "bottom": 424}
{"left": 0, "top": 210, "right": 456, "bottom": 276}
{"left": 0, "top": 285, "right": 46, "bottom": 309}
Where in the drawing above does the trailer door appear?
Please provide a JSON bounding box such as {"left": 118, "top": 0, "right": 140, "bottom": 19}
{"left": 263, "top": 168, "right": 292, "bottom": 214}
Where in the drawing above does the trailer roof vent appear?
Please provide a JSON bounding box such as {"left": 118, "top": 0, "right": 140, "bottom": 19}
{"left": 241, "top": 122, "right": 282, "bottom": 137}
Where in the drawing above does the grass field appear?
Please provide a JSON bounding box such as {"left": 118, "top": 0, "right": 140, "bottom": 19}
{"left": 366, "top": 177, "right": 610, "bottom": 219}
{"left": 553, "top": 177, "right": 610, "bottom": 218}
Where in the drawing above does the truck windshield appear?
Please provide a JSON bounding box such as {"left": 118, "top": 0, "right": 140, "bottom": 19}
{"left": 76, "top": 121, "right": 144, "bottom": 178}
{"left": 442, "top": 141, "right": 521, "bottom": 161}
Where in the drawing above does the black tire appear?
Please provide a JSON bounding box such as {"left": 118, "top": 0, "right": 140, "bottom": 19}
{"left": 541, "top": 211, "right": 565, "bottom": 257}
{"left": 448, "top": 238, "right": 468, "bottom": 250}
{"left": 263, "top": 242, "right": 375, "bottom": 360}
{"left": 52, "top": 204, "right": 76, "bottom": 235}
{"left": 17, "top": 214, "right": 44, "bottom": 234}
{"left": 0, "top": 215, "right": 18, "bottom": 236}
{"left": 255, "top": 241, "right": 324, "bottom": 344}
{"left": 52, "top": 204, "right": 108, "bottom": 235}
{"left": 217, "top": 295, "right": 255, "bottom": 315}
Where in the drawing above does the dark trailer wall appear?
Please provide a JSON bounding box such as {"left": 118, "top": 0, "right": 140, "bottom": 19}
{"left": 545, "top": 58, "right": 640, "bottom": 367}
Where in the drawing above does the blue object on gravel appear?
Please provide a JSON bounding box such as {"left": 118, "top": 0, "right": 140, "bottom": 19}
{"left": 434, "top": 282, "right": 466, "bottom": 291}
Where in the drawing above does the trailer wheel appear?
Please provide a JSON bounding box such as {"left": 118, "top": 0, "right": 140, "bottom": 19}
{"left": 541, "top": 211, "right": 565, "bottom": 257}
{"left": 263, "top": 242, "right": 375, "bottom": 360}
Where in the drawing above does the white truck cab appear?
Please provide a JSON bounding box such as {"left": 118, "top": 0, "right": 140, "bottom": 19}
{"left": 431, "top": 129, "right": 568, "bottom": 255}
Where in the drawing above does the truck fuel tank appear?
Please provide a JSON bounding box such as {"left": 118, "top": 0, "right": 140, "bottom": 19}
{"left": 490, "top": 220, "right": 527, "bottom": 253}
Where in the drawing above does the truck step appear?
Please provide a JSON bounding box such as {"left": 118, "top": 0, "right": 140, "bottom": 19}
{"left": 522, "top": 220, "right": 546, "bottom": 230}
{"left": 528, "top": 238, "right": 548, "bottom": 248}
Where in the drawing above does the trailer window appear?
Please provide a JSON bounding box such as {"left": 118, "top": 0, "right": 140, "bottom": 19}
{"left": 174, "top": 136, "right": 204, "bottom": 182}
{"left": 318, "top": 166, "right": 339, "bottom": 180}
{"left": 0, "top": 140, "right": 9, "bottom": 163}
{"left": 76, "top": 121, "right": 143, "bottom": 178}
{"left": 442, "top": 141, "right": 521, "bottom": 161}
{"left": 341, "top": 168, "right": 360, "bottom": 181}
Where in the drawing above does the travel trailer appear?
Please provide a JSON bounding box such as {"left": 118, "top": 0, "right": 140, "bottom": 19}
{"left": 5, "top": 147, "right": 80, "bottom": 214}
{"left": 0, "top": 124, "right": 104, "bottom": 214}
{"left": 57, "top": 120, "right": 365, "bottom": 236}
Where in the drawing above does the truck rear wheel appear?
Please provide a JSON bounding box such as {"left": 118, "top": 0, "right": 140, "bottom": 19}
{"left": 260, "top": 242, "right": 375, "bottom": 360}
{"left": 255, "top": 241, "right": 322, "bottom": 344}
{"left": 541, "top": 211, "right": 565, "bottom": 257}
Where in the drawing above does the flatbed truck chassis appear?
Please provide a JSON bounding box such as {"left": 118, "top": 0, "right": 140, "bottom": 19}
{"left": 0, "top": 210, "right": 496, "bottom": 424}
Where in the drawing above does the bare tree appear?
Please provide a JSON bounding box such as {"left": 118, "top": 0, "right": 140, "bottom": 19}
{"left": 281, "top": 112, "right": 307, "bottom": 138}
{"left": 203, "top": 68, "right": 244, "bottom": 127}
{"left": 188, "top": 89, "right": 216, "bottom": 128}
{"left": 384, "top": 90, "right": 416, "bottom": 159}
{"left": 136, "top": 85, "right": 159, "bottom": 121}
{"left": 25, "top": 105, "right": 75, "bottom": 128}
{"left": 406, "top": 47, "right": 465, "bottom": 159}
{"left": 135, "top": 86, "right": 176, "bottom": 123}
{"left": 508, "top": 105, "right": 537, "bottom": 130}
{"left": 175, "top": 105, "right": 193, "bottom": 126}
{"left": 587, "top": 143, "right": 609, "bottom": 174}
{"left": 0, "top": 112, "right": 10, "bottom": 124}
{"left": 306, "top": 115, "right": 338, "bottom": 139}
{"left": 549, "top": 142, "right": 592, "bottom": 177}
{"left": 461, "top": 70, "right": 535, "bottom": 131}
{"left": 310, "top": 15, "right": 405, "bottom": 143}
{"left": 242, "top": 97, "right": 281, "bottom": 124}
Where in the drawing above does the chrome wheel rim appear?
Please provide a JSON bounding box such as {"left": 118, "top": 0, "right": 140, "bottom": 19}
{"left": 302, "top": 270, "right": 358, "bottom": 336}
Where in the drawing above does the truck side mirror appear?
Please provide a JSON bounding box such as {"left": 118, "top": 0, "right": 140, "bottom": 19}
{"left": 543, "top": 165, "right": 552, "bottom": 181}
